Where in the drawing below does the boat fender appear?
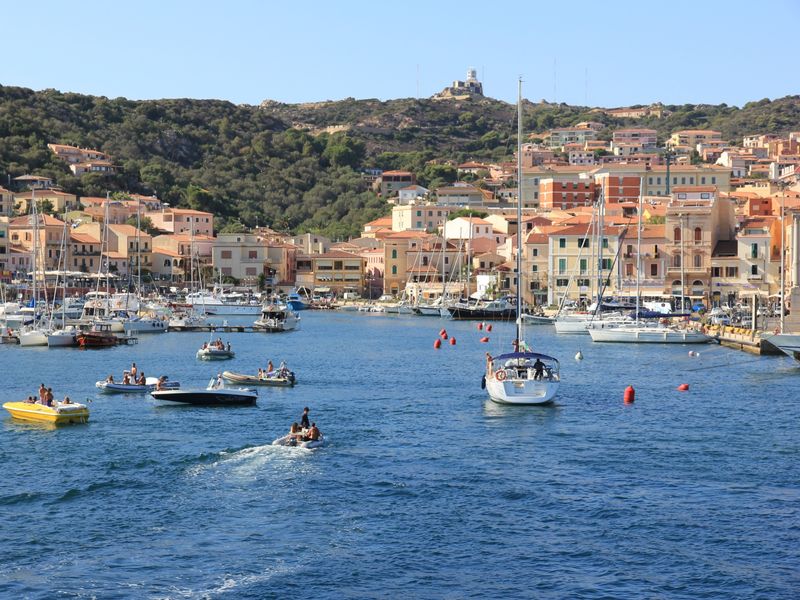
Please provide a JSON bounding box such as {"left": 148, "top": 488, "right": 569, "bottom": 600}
{"left": 480, "top": 336, "right": 489, "bottom": 343}
{"left": 495, "top": 370, "right": 507, "bottom": 381}
{"left": 623, "top": 385, "right": 635, "bottom": 404}
{"left": 480, "top": 375, "right": 486, "bottom": 389}
{"left": 575, "top": 350, "right": 583, "bottom": 361}
{"left": 433, "top": 338, "right": 442, "bottom": 349}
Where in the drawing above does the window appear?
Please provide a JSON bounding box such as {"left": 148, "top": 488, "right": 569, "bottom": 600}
{"left": 416, "top": 210, "right": 422, "bottom": 217}
{"left": 391, "top": 249, "right": 397, "bottom": 259}
{"left": 650, "top": 264, "right": 658, "bottom": 277}
{"left": 712, "top": 267, "right": 721, "bottom": 277}
{"left": 626, "top": 263, "right": 634, "bottom": 277}
{"left": 579, "top": 258, "right": 587, "bottom": 274}
{"left": 559, "top": 238, "right": 566, "bottom": 248}
{"left": 750, "top": 243, "right": 758, "bottom": 259}
{"left": 221, "top": 250, "right": 232, "bottom": 259}
{"left": 674, "top": 227, "right": 681, "bottom": 243}
{"left": 558, "top": 258, "right": 567, "bottom": 274}
{"left": 556, "top": 278, "right": 569, "bottom": 287}
{"left": 725, "top": 266, "right": 738, "bottom": 277}
{"left": 391, "top": 265, "right": 397, "bottom": 275}
{"left": 700, "top": 193, "right": 710, "bottom": 199}
{"left": 673, "top": 255, "right": 681, "bottom": 268}
{"left": 681, "top": 177, "right": 686, "bottom": 184}
{"left": 701, "top": 177, "right": 706, "bottom": 185}
{"left": 532, "top": 248, "right": 538, "bottom": 257}
{"left": 657, "top": 177, "right": 661, "bottom": 185}
{"left": 531, "top": 265, "right": 538, "bottom": 272}
{"left": 602, "top": 258, "right": 612, "bottom": 270}
{"left": 711, "top": 177, "right": 716, "bottom": 184}
{"left": 694, "top": 227, "right": 702, "bottom": 244}
{"left": 751, "top": 264, "right": 758, "bottom": 276}
{"left": 578, "top": 238, "right": 590, "bottom": 248}
{"left": 693, "top": 254, "right": 702, "bottom": 268}
{"left": 602, "top": 238, "right": 609, "bottom": 249}
{"left": 248, "top": 250, "right": 257, "bottom": 259}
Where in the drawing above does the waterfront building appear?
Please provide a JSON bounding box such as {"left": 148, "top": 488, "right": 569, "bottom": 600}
{"left": 9, "top": 213, "right": 67, "bottom": 271}
{"left": 618, "top": 224, "right": 668, "bottom": 299}
{"left": 381, "top": 231, "right": 431, "bottom": 296}
{"left": 0, "top": 186, "right": 13, "bottom": 216}
{"left": 14, "top": 190, "right": 78, "bottom": 214}
{"left": 68, "top": 231, "right": 102, "bottom": 273}
{"left": 294, "top": 250, "right": 365, "bottom": 297}
{"left": 286, "top": 232, "right": 331, "bottom": 254}
{"left": 211, "top": 232, "right": 270, "bottom": 286}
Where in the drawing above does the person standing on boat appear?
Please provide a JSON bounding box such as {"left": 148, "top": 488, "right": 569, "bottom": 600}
{"left": 38, "top": 383, "right": 47, "bottom": 404}
{"left": 130, "top": 363, "right": 138, "bottom": 379}
{"left": 532, "top": 358, "right": 545, "bottom": 381}
{"left": 300, "top": 407, "right": 310, "bottom": 430}
{"left": 267, "top": 360, "right": 274, "bottom": 374}
{"left": 512, "top": 339, "right": 520, "bottom": 353}
{"left": 485, "top": 353, "right": 493, "bottom": 376}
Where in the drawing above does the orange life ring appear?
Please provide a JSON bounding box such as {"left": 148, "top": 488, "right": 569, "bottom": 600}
{"left": 495, "top": 370, "right": 507, "bottom": 381}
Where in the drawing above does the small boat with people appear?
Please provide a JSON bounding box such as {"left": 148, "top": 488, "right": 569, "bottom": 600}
{"left": 196, "top": 338, "right": 234, "bottom": 360}
{"left": 272, "top": 413, "right": 324, "bottom": 448}
{"left": 222, "top": 368, "right": 296, "bottom": 387}
{"left": 3, "top": 385, "right": 89, "bottom": 424}
{"left": 150, "top": 375, "right": 257, "bottom": 406}
{"left": 96, "top": 375, "right": 180, "bottom": 394}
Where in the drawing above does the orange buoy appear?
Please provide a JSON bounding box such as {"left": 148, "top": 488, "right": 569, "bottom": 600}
{"left": 449, "top": 337, "right": 456, "bottom": 345}
{"left": 441, "top": 332, "right": 448, "bottom": 340}
{"left": 623, "top": 385, "right": 635, "bottom": 404}
{"left": 477, "top": 323, "right": 483, "bottom": 330}
{"left": 677, "top": 383, "right": 689, "bottom": 392}
{"left": 486, "top": 324, "right": 493, "bottom": 332}
{"left": 433, "top": 339, "right": 442, "bottom": 349}
{"left": 480, "top": 336, "right": 489, "bottom": 343}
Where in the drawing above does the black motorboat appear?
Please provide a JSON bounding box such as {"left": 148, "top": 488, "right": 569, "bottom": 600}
{"left": 150, "top": 386, "right": 257, "bottom": 406}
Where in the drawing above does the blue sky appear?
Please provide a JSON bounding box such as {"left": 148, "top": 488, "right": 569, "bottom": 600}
{"left": 4, "top": 0, "right": 797, "bottom": 107}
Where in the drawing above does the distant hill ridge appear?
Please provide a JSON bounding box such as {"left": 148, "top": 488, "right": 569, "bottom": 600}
{"left": 1, "top": 84, "right": 798, "bottom": 238}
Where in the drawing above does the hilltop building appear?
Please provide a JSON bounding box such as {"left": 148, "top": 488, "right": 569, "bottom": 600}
{"left": 433, "top": 67, "right": 484, "bottom": 99}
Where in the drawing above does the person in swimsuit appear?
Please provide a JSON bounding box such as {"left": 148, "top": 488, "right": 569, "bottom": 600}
{"left": 300, "top": 407, "right": 310, "bottom": 430}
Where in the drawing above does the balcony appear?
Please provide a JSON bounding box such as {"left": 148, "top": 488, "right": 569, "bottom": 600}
{"left": 747, "top": 273, "right": 762, "bottom": 281}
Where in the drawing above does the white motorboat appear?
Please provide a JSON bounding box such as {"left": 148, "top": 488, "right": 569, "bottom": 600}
{"left": 254, "top": 304, "right": 300, "bottom": 332}
{"left": 521, "top": 313, "right": 555, "bottom": 325}
{"left": 168, "top": 311, "right": 207, "bottom": 329}
{"left": 272, "top": 433, "right": 325, "bottom": 449}
{"left": 123, "top": 316, "right": 168, "bottom": 334}
{"left": 196, "top": 346, "right": 235, "bottom": 360}
{"left": 766, "top": 333, "right": 800, "bottom": 361}
{"left": 150, "top": 380, "right": 257, "bottom": 405}
{"left": 588, "top": 326, "right": 710, "bottom": 344}
{"left": 185, "top": 290, "right": 261, "bottom": 315}
{"left": 96, "top": 376, "right": 180, "bottom": 394}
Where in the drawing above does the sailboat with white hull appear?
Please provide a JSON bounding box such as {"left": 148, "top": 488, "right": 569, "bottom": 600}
{"left": 483, "top": 80, "right": 560, "bottom": 406}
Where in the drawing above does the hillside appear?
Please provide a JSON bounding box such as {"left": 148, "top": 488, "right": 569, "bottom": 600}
{"left": 1, "top": 84, "right": 799, "bottom": 238}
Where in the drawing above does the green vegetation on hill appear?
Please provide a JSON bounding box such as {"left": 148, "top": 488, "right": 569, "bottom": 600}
{"left": 1, "top": 85, "right": 799, "bottom": 239}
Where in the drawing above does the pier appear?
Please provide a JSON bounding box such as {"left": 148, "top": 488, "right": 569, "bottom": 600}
{"left": 690, "top": 323, "right": 784, "bottom": 356}
{"left": 167, "top": 325, "right": 270, "bottom": 333}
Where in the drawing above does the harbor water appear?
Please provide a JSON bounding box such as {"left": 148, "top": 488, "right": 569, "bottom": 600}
{"left": 1, "top": 311, "right": 798, "bottom": 598}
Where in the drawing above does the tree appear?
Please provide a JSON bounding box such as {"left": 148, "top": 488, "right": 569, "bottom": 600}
{"left": 448, "top": 208, "right": 488, "bottom": 220}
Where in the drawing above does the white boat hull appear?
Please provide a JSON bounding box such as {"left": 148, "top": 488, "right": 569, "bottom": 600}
{"left": 272, "top": 433, "right": 325, "bottom": 449}
{"left": 19, "top": 330, "right": 48, "bottom": 347}
{"left": 554, "top": 318, "right": 591, "bottom": 334}
{"left": 47, "top": 330, "right": 77, "bottom": 347}
{"left": 486, "top": 377, "right": 559, "bottom": 405}
{"left": 123, "top": 318, "right": 168, "bottom": 334}
{"left": 766, "top": 333, "right": 800, "bottom": 361}
{"left": 588, "top": 327, "right": 709, "bottom": 343}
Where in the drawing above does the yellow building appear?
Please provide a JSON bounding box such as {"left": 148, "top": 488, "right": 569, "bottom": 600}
{"left": 295, "top": 250, "right": 365, "bottom": 296}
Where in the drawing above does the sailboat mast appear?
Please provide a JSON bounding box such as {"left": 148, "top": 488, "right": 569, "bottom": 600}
{"left": 597, "top": 187, "right": 605, "bottom": 310}
{"left": 31, "top": 189, "right": 37, "bottom": 319}
{"left": 635, "top": 177, "right": 643, "bottom": 323}
{"left": 516, "top": 78, "right": 523, "bottom": 343}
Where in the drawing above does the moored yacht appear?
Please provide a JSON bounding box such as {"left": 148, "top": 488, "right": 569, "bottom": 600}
{"left": 254, "top": 303, "right": 300, "bottom": 332}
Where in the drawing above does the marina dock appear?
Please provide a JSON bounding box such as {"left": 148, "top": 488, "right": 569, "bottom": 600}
{"left": 691, "top": 323, "right": 784, "bottom": 356}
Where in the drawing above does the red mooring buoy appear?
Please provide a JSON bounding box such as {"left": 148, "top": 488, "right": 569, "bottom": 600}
{"left": 624, "top": 385, "right": 635, "bottom": 404}
{"left": 477, "top": 322, "right": 483, "bottom": 330}
{"left": 480, "top": 336, "right": 489, "bottom": 343}
{"left": 486, "top": 324, "right": 493, "bottom": 332}
{"left": 433, "top": 339, "right": 442, "bottom": 349}
{"left": 449, "top": 337, "right": 456, "bottom": 345}
{"left": 677, "top": 383, "right": 689, "bottom": 392}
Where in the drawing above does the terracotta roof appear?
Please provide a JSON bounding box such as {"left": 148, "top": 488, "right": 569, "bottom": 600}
{"left": 548, "top": 224, "right": 624, "bottom": 237}
{"left": 70, "top": 233, "right": 101, "bottom": 244}
{"left": 153, "top": 248, "right": 182, "bottom": 258}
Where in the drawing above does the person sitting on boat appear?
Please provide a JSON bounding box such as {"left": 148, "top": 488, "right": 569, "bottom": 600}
{"left": 532, "top": 358, "right": 545, "bottom": 381}
{"left": 300, "top": 407, "right": 310, "bottom": 430}
{"left": 137, "top": 372, "right": 146, "bottom": 386}
{"left": 25, "top": 396, "right": 36, "bottom": 404}
{"left": 289, "top": 422, "right": 302, "bottom": 439}
{"left": 202, "top": 342, "right": 208, "bottom": 350}
{"left": 213, "top": 373, "right": 224, "bottom": 389}
{"left": 257, "top": 368, "right": 264, "bottom": 379}
{"left": 155, "top": 376, "right": 167, "bottom": 391}
{"left": 63, "top": 396, "right": 72, "bottom": 405}
{"left": 122, "top": 373, "right": 131, "bottom": 385}
{"left": 306, "top": 423, "right": 321, "bottom": 442}
{"left": 106, "top": 374, "right": 115, "bottom": 383}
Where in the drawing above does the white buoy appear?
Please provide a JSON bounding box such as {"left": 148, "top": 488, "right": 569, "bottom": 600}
{"left": 575, "top": 350, "right": 584, "bottom": 361}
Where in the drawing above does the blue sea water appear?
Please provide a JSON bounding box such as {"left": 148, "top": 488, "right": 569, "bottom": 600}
{"left": 0, "top": 311, "right": 798, "bottom": 599}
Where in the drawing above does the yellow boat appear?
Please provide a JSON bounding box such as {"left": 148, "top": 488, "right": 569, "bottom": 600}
{"left": 3, "top": 401, "right": 90, "bottom": 425}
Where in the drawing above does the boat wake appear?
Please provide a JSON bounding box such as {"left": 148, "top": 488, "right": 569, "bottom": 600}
{"left": 185, "top": 443, "right": 315, "bottom": 480}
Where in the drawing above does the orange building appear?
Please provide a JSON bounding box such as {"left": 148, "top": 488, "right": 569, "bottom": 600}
{"left": 539, "top": 179, "right": 595, "bottom": 210}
